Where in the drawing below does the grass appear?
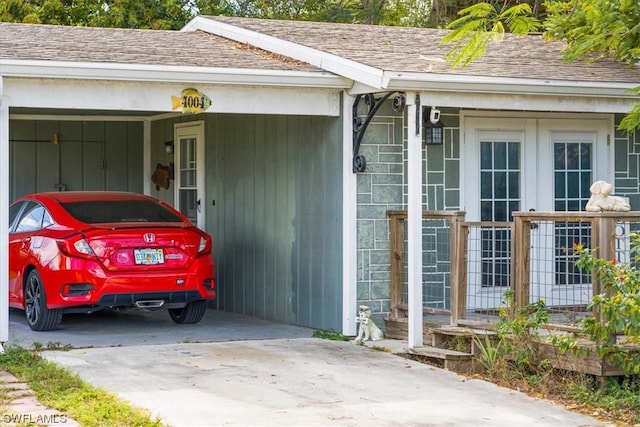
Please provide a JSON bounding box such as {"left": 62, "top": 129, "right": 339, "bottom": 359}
{"left": 0, "top": 344, "right": 165, "bottom": 426}
{"left": 493, "top": 366, "right": 640, "bottom": 425}
{"left": 311, "top": 329, "right": 351, "bottom": 341}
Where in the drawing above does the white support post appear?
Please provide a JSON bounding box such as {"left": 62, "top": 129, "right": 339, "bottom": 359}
{"left": 406, "top": 92, "right": 424, "bottom": 348}
{"left": 0, "top": 77, "right": 10, "bottom": 351}
{"left": 342, "top": 91, "right": 358, "bottom": 336}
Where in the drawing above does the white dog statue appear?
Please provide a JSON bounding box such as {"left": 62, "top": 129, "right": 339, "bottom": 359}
{"left": 353, "top": 305, "right": 384, "bottom": 343}
{"left": 585, "top": 180, "right": 631, "bottom": 212}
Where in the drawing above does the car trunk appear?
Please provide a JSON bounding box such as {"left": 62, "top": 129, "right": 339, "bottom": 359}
{"left": 82, "top": 224, "right": 202, "bottom": 272}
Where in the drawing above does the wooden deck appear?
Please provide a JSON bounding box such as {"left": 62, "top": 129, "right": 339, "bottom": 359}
{"left": 385, "top": 321, "right": 639, "bottom": 379}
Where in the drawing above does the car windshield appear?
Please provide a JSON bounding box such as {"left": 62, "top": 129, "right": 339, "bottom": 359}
{"left": 61, "top": 200, "right": 183, "bottom": 224}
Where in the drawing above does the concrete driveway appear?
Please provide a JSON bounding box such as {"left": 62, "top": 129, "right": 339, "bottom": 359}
{"left": 7, "top": 308, "right": 611, "bottom": 427}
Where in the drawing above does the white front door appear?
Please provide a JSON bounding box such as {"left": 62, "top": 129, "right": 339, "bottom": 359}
{"left": 174, "top": 121, "right": 205, "bottom": 230}
{"left": 463, "top": 115, "right": 611, "bottom": 309}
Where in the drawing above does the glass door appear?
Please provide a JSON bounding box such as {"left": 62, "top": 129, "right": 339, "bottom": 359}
{"left": 174, "top": 122, "right": 205, "bottom": 230}
{"left": 464, "top": 125, "right": 533, "bottom": 310}
{"left": 463, "top": 116, "right": 610, "bottom": 310}
{"left": 534, "top": 119, "right": 611, "bottom": 306}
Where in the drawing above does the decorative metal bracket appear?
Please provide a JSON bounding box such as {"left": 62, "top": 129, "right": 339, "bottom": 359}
{"left": 352, "top": 92, "right": 406, "bottom": 173}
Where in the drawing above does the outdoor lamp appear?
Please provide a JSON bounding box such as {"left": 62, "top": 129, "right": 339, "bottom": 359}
{"left": 165, "top": 141, "right": 174, "bottom": 155}
{"left": 423, "top": 107, "right": 444, "bottom": 145}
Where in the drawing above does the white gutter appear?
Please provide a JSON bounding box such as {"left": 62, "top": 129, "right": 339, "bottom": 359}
{"left": 184, "top": 16, "right": 384, "bottom": 90}
{"left": 382, "top": 71, "right": 638, "bottom": 98}
{"left": 0, "top": 59, "right": 351, "bottom": 89}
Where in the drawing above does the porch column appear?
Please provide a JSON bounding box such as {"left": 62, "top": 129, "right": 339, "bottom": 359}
{"left": 342, "top": 91, "right": 357, "bottom": 336}
{"left": 406, "top": 92, "right": 423, "bottom": 348}
{"left": 0, "top": 77, "right": 9, "bottom": 349}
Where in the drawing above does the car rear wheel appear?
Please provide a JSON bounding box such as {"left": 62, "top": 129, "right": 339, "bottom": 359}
{"left": 168, "top": 300, "right": 207, "bottom": 324}
{"left": 24, "top": 270, "right": 62, "bottom": 331}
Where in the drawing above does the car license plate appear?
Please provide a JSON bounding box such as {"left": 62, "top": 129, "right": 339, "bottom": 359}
{"left": 134, "top": 248, "right": 164, "bottom": 265}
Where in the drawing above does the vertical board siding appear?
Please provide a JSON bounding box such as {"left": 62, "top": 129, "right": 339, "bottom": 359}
{"left": 171, "top": 113, "right": 343, "bottom": 330}
{"left": 105, "top": 122, "right": 129, "bottom": 190}
{"left": 127, "top": 122, "right": 144, "bottom": 194}
{"left": 9, "top": 120, "right": 37, "bottom": 198}
{"left": 9, "top": 119, "right": 144, "bottom": 200}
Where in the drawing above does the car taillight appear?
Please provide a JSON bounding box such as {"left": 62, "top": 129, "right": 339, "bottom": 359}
{"left": 198, "top": 237, "right": 207, "bottom": 253}
{"left": 74, "top": 239, "right": 96, "bottom": 256}
{"left": 57, "top": 236, "right": 97, "bottom": 259}
{"left": 196, "top": 233, "right": 212, "bottom": 256}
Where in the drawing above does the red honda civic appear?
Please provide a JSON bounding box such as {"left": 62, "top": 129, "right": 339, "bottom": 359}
{"left": 8, "top": 191, "right": 216, "bottom": 331}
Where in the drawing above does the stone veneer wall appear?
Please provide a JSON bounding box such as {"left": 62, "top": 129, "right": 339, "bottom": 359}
{"left": 355, "top": 102, "right": 461, "bottom": 326}
{"left": 614, "top": 114, "right": 640, "bottom": 210}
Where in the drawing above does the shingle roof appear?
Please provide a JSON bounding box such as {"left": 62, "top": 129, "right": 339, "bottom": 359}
{"left": 2, "top": 18, "right": 638, "bottom": 86}
{"left": 203, "top": 16, "right": 640, "bottom": 84}
{"left": 0, "top": 22, "right": 319, "bottom": 72}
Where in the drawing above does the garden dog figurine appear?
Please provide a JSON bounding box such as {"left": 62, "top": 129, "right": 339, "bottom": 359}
{"left": 353, "top": 305, "right": 384, "bottom": 343}
{"left": 585, "top": 180, "right": 630, "bottom": 212}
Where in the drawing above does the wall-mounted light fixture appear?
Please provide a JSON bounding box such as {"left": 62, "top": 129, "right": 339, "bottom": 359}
{"left": 164, "top": 141, "right": 174, "bottom": 155}
{"left": 423, "top": 107, "right": 444, "bottom": 145}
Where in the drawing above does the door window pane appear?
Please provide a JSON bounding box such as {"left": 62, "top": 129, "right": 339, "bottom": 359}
{"left": 480, "top": 141, "right": 520, "bottom": 221}
{"left": 480, "top": 140, "right": 520, "bottom": 287}
{"left": 554, "top": 140, "right": 592, "bottom": 286}
{"left": 178, "top": 136, "right": 199, "bottom": 225}
{"left": 179, "top": 189, "right": 198, "bottom": 224}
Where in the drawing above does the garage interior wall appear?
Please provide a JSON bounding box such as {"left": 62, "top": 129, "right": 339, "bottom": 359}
{"left": 152, "top": 113, "right": 344, "bottom": 331}
{"left": 9, "top": 119, "right": 143, "bottom": 200}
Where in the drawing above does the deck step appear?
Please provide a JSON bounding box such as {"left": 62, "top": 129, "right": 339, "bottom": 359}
{"left": 406, "top": 345, "right": 476, "bottom": 373}
{"left": 406, "top": 345, "right": 473, "bottom": 361}
{"left": 430, "top": 326, "right": 496, "bottom": 337}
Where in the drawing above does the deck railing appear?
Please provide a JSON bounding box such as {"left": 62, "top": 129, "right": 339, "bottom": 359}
{"left": 386, "top": 210, "right": 640, "bottom": 332}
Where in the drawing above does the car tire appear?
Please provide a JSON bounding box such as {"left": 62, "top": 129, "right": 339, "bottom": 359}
{"left": 168, "top": 300, "right": 207, "bottom": 324}
{"left": 24, "top": 270, "right": 62, "bottom": 331}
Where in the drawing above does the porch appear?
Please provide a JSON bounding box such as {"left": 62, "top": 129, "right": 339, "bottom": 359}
{"left": 383, "top": 209, "right": 640, "bottom": 376}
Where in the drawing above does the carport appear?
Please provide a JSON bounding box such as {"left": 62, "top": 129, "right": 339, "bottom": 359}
{"left": 0, "top": 23, "right": 355, "bottom": 349}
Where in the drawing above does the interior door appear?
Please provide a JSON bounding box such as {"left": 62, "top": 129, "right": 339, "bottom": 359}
{"left": 174, "top": 121, "right": 205, "bottom": 230}
{"left": 463, "top": 116, "right": 610, "bottom": 310}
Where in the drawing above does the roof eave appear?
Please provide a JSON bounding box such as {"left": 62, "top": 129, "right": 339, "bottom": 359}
{"left": 0, "top": 59, "right": 352, "bottom": 89}
{"left": 378, "top": 73, "right": 637, "bottom": 113}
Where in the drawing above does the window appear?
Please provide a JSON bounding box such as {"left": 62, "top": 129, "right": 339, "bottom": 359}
{"left": 61, "top": 200, "right": 183, "bottom": 223}
{"left": 15, "top": 202, "right": 46, "bottom": 233}
{"left": 9, "top": 202, "right": 25, "bottom": 231}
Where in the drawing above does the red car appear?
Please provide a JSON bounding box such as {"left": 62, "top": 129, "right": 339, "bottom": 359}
{"left": 8, "top": 191, "right": 216, "bottom": 331}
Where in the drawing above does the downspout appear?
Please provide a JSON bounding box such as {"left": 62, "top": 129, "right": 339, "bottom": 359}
{"left": 0, "top": 76, "right": 10, "bottom": 351}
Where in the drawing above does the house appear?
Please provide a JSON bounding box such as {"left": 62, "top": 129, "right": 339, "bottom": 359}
{"left": 1, "top": 16, "right": 639, "bottom": 347}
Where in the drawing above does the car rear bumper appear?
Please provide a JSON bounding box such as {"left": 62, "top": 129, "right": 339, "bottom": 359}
{"left": 97, "top": 290, "right": 204, "bottom": 309}
{"left": 41, "top": 258, "right": 216, "bottom": 309}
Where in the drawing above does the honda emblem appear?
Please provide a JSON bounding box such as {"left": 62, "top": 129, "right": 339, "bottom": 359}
{"left": 143, "top": 233, "right": 156, "bottom": 243}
